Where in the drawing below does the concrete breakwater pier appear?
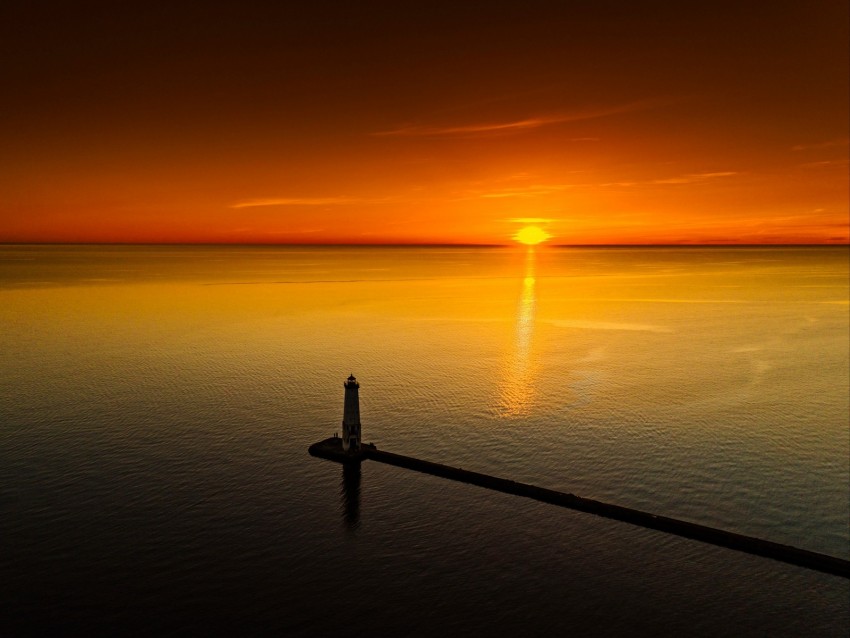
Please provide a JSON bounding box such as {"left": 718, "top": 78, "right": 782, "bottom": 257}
{"left": 309, "top": 436, "right": 849, "bottom": 579}
{"left": 310, "top": 375, "right": 850, "bottom": 579}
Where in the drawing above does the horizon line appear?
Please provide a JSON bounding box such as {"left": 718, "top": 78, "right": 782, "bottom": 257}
{"left": 1, "top": 241, "right": 848, "bottom": 249}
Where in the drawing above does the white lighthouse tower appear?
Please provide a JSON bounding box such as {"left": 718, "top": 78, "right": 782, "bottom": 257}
{"left": 342, "top": 374, "right": 361, "bottom": 452}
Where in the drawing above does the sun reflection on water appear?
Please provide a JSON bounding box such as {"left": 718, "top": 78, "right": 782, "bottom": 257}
{"left": 498, "top": 248, "right": 538, "bottom": 417}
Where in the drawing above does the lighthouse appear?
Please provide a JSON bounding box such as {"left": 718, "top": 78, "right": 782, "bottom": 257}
{"left": 342, "top": 374, "right": 361, "bottom": 452}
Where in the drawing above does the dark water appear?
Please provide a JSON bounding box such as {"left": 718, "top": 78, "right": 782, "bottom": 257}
{"left": 2, "top": 245, "right": 848, "bottom": 636}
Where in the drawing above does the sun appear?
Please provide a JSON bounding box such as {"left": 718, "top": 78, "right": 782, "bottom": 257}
{"left": 514, "top": 226, "right": 551, "bottom": 245}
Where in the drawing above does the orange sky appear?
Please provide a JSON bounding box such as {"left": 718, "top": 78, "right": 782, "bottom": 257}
{"left": 1, "top": 1, "right": 847, "bottom": 245}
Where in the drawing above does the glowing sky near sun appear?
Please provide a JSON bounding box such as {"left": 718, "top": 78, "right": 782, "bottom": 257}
{"left": 0, "top": 2, "right": 847, "bottom": 245}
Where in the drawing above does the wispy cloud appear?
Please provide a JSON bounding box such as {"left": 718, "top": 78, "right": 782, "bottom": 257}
{"left": 231, "top": 196, "right": 385, "bottom": 208}
{"left": 480, "top": 184, "right": 573, "bottom": 198}
{"left": 228, "top": 226, "right": 326, "bottom": 236}
{"left": 265, "top": 228, "right": 326, "bottom": 234}
{"left": 468, "top": 170, "right": 737, "bottom": 198}
{"left": 651, "top": 171, "right": 738, "bottom": 185}
{"left": 374, "top": 100, "right": 659, "bottom": 137}
{"left": 792, "top": 138, "right": 849, "bottom": 151}
{"left": 378, "top": 116, "right": 559, "bottom": 137}
{"left": 594, "top": 172, "right": 738, "bottom": 187}
{"left": 798, "top": 159, "right": 850, "bottom": 168}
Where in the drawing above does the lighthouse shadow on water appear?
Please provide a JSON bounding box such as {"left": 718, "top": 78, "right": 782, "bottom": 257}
{"left": 340, "top": 463, "right": 361, "bottom": 530}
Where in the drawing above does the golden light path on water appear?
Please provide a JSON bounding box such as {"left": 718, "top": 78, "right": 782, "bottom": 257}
{"left": 498, "top": 247, "right": 538, "bottom": 417}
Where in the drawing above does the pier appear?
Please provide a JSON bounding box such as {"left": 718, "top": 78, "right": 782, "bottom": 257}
{"left": 309, "top": 436, "right": 850, "bottom": 579}
{"left": 312, "top": 374, "right": 849, "bottom": 579}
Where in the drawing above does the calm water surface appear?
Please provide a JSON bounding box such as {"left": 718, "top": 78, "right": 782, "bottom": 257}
{"left": 1, "top": 245, "right": 848, "bottom": 636}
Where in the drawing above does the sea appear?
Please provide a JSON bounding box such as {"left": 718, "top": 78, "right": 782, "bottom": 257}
{"left": 1, "top": 245, "right": 848, "bottom": 636}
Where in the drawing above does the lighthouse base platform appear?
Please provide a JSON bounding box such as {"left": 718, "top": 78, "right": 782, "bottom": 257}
{"left": 308, "top": 437, "right": 376, "bottom": 463}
